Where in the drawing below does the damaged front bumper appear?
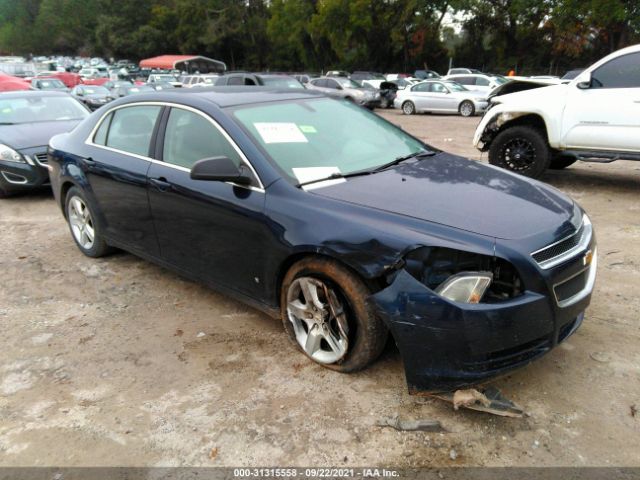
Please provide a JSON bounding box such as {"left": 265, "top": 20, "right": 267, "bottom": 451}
{"left": 370, "top": 245, "right": 595, "bottom": 393}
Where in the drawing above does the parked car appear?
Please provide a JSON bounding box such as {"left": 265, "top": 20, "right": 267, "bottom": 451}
{"left": 111, "top": 84, "right": 155, "bottom": 98}
{"left": 293, "top": 73, "right": 319, "bottom": 84}
{"left": 215, "top": 73, "right": 304, "bottom": 89}
{"left": 413, "top": 69, "right": 440, "bottom": 79}
{"left": 30, "top": 78, "right": 68, "bottom": 92}
{"left": 0, "top": 91, "right": 89, "bottom": 197}
{"left": 474, "top": 44, "right": 640, "bottom": 178}
{"left": 78, "top": 67, "right": 101, "bottom": 79}
{"left": 47, "top": 88, "right": 596, "bottom": 393}
{"left": 103, "top": 80, "right": 132, "bottom": 91}
{"left": 394, "top": 80, "right": 488, "bottom": 116}
{"left": 150, "top": 81, "right": 176, "bottom": 91}
{"left": 389, "top": 78, "right": 420, "bottom": 90}
{"left": 182, "top": 74, "right": 219, "bottom": 88}
{"left": 70, "top": 85, "right": 113, "bottom": 110}
{"left": 326, "top": 70, "right": 350, "bottom": 77}
{"left": 446, "top": 68, "right": 482, "bottom": 75}
{"left": 37, "top": 72, "right": 82, "bottom": 88}
{"left": 443, "top": 73, "right": 507, "bottom": 94}
{"left": 147, "top": 73, "right": 182, "bottom": 88}
{"left": 350, "top": 71, "right": 386, "bottom": 89}
{"left": 306, "top": 76, "right": 380, "bottom": 108}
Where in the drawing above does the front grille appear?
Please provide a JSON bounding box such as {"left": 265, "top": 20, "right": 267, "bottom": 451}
{"left": 533, "top": 223, "right": 583, "bottom": 264}
{"left": 554, "top": 269, "right": 588, "bottom": 303}
{"left": 33, "top": 152, "right": 48, "bottom": 165}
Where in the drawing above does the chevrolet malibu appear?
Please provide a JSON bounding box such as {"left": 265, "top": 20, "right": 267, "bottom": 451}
{"left": 47, "top": 88, "right": 597, "bottom": 393}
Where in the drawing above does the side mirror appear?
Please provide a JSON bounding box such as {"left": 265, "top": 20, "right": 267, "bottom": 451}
{"left": 576, "top": 72, "right": 592, "bottom": 89}
{"left": 336, "top": 85, "right": 343, "bottom": 90}
{"left": 190, "top": 156, "right": 252, "bottom": 185}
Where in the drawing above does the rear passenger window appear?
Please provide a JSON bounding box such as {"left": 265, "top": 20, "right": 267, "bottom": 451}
{"left": 228, "top": 76, "right": 244, "bottom": 86}
{"left": 475, "top": 77, "right": 490, "bottom": 86}
{"left": 93, "top": 112, "right": 112, "bottom": 145}
{"left": 162, "top": 108, "right": 242, "bottom": 170}
{"left": 105, "top": 106, "right": 161, "bottom": 157}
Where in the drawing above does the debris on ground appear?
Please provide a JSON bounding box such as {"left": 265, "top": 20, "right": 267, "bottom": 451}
{"left": 449, "top": 448, "right": 458, "bottom": 460}
{"left": 631, "top": 405, "right": 637, "bottom": 418}
{"left": 209, "top": 447, "right": 218, "bottom": 460}
{"left": 196, "top": 332, "right": 206, "bottom": 338}
{"left": 432, "top": 386, "right": 525, "bottom": 418}
{"left": 590, "top": 351, "right": 611, "bottom": 363}
{"left": 376, "top": 414, "right": 445, "bottom": 432}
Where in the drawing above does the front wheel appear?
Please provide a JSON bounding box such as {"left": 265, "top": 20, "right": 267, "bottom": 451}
{"left": 488, "top": 126, "right": 550, "bottom": 178}
{"left": 459, "top": 100, "right": 475, "bottom": 117}
{"left": 65, "top": 187, "right": 112, "bottom": 258}
{"left": 402, "top": 101, "right": 416, "bottom": 115}
{"left": 281, "top": 257, "right": 387, "bottom": 372}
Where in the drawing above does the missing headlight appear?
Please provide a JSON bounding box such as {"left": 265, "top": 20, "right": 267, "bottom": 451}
{"left": 402, "top": 247, "right": 523, "bottom": 303}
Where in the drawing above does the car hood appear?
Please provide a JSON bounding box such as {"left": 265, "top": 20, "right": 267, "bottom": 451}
{"left": 492, "top": 82, "right": 567, "bottom": 104}
{"left": 0, "top": 120, "right": 82, "bottom": 150}
{"left": 312, "top": 153, "right": 576, "bottom": 240}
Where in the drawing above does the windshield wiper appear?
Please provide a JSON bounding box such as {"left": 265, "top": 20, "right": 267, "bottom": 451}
{"left": 0, "top": 122, "right": 16, "bottom": 125}
{"left": 297, "top": 170, "right": 373, "bottom": 188}
{"left": 371, "top": 149, "right": 436, "bottom": 173}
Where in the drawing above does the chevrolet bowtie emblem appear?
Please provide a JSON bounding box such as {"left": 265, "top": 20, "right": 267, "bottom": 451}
{"left": 583, "top": 250, "right": 593, "bottom": 266}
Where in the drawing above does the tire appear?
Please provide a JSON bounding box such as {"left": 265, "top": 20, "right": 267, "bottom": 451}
{"left": 549, "top": 155, "right": 578, "bottom": 170}
{"left": 280, "top": 257, "right": 388, "bottom": 373}
{"left": 402, "top": 101, "right": 416, "bottom": 115}
{"left": 459, "top": 100, "right": 475, "bottom": 117}
{"left": 65, "top": 186, "right": 112, "bottom": 258}
{"left": 488, "top": 126, "right": 550, "bottom": 178}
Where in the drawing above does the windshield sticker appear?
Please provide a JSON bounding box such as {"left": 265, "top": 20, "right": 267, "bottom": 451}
{"left": 292, "top": 166, "right": 346, "bottom": 191}
{"left": 254, "top": 122, "right": 308, "bottom": 144}
{"left": 298, "top": 125, "right": 317, "bottom": 133}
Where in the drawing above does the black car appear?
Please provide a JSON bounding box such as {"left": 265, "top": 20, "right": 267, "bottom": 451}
{"left": 70, "top": 85, "right": 113, "bottom": 110}
{"left": 0, "top": 91, "right": 89, "bottom": 197}
{"left": 47, "top": 88, "right": 596, "bottom": 393}
{"left": 215, "top": 73, "right": 304, "bottom": 89}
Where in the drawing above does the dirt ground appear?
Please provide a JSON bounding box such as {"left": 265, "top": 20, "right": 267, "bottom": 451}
{"left": 0, "top": 110, "right": 638, "bottom": 468}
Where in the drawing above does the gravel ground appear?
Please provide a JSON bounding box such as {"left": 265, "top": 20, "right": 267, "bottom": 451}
{"left": 0, "top": 110, "right": 638, "bottom": 467}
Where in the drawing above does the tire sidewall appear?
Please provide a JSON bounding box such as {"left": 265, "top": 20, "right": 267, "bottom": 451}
{"left": 489, "top": 126, "right": 550, "bottom": 178}
{"left": 280, "top": 257, "right": 387, "bottom": 373}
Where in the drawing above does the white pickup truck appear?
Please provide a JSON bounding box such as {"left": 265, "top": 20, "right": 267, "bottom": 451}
{"left": 474, "top": 44, "right": 640, "bottom": 178}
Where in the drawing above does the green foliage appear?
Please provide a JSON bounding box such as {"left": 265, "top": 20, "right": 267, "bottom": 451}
{"left": 0, "top": 0, "right": 638, "bottom": 75}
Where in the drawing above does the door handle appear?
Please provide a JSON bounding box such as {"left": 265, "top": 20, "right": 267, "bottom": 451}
{"left": 149, "top": 176, "right": 172, "bottom": 192}
{"left": 83, "top": 157, "right": 96, "bottom": 170}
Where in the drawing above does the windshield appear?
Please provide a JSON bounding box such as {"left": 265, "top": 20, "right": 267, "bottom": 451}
{"left": 38, "top": 79, "right": 65, "bottom": 89}
{"left": 493, "top": 76, "right": 508, "bottom": 85}
{"left": 334, "top": 77, "right": 362, "bottom": 89}
{"left": 0, "top": 96, "right": 89, "bottom": 124}
{"left": 82, "top": 87, "right": 109, "bottom": 95}
{"left": 233, "top": 97, "right": 426, "bottom": 183}
{"left": 261, "top": 77, "right": 304, "bottom": 89}
{"left": 443, "top": 82, "right": 468, "bottom": 92}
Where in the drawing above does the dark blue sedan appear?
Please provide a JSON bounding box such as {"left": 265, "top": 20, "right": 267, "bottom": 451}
{"left": 0, "top": 91, "right": 89, "bottom": 197}
{"left": 47, "top": 87, "right": 597, "bottom": 393}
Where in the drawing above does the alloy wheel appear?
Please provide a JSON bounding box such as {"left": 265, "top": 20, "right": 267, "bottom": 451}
{"left": 402, "top": 102, "right": 415, "bottom": 115}
{"left": 460, "top": 101, "right": 474, "bottom": 117}
{"left": 500, "top": 137, "right": 537, "bottom": 172}
{"left": 286, "top": 276, "right": 349, "bottom": 364}
{"left": 67, "top": 196, "right": 95, "bottom": 250}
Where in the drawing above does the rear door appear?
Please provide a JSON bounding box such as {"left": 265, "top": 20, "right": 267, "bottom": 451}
{"left": 84, "top": 104, "right": 163, "bottom": 255}
{"left": 408, "top": 82, "right": 430, "bottom": 110}
{"left": 562, "top": 52, "right": 640, "bottom": 151}
{"left": 147, "top": 106, "right": 267, "bottom": 297}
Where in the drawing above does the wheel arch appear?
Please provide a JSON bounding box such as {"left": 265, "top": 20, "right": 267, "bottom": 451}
{"left": 479, "top": 111, "right": 552, "bottom": 152}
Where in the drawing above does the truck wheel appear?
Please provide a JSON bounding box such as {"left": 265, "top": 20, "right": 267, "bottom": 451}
{"left": 459, "top": 100, "right": 475, "bottom": 117}
{"left": 402, "top": 101, "right": 416, "bottom": 115}
{"left": 281, "top": 257, "right": 388, "bottom": 373}
{"left": 549, "top": 155, "right": 578, "bottom": 170}
{"left": 489, "top": 126, "right": 550, "bottom": 178}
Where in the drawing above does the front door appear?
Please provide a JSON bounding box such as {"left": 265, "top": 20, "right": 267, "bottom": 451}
{"left": 562, "top": 52, "right": 640, "bottom": 151}
{"left": 147, "top": 106, "right": 268, "bottom": 298}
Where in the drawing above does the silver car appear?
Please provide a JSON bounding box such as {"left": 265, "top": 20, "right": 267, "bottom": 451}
{"left": 393, "top": 80, "right": 488, "bottom": 117}
{"left": 307, "top": 77, "right": 381, "bottom": 109}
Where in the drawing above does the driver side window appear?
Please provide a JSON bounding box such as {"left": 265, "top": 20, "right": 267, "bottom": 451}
{"left": 591, "top": 53, "right": 640, "bottom": 88}
{"left": 162, "top": 108, "right": 243, "bottom": 170}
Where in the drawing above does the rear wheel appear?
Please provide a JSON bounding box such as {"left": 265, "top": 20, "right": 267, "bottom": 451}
{"left": 65, "top": 187, "right": 112, "bottom": 258}
{"left": 459, "top": 100, "right": 475, "bottom": 117}
{"left": 402, "top": 101, "right": 416, "bottom": 115}
{"left": 281, "top": 257, "right": 387, "bottom": 373}
{"left": 489, "top": 126, "right": 550, "bottom": 178}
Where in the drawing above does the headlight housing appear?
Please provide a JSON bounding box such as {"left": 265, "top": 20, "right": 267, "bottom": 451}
{"left": 0, "top": 144, "right": 25, "bottom": 163}
{"left": 435, "top": 272, "right": 493, "bottom": 304}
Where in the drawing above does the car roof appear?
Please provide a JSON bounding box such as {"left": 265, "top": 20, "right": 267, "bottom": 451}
{"left": 111, "top": 86, "right": 324, "bottom": 108}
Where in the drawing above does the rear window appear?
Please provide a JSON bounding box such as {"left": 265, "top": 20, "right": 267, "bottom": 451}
{"left": 102, "top": 106, "right": 161, "bottom": 157}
